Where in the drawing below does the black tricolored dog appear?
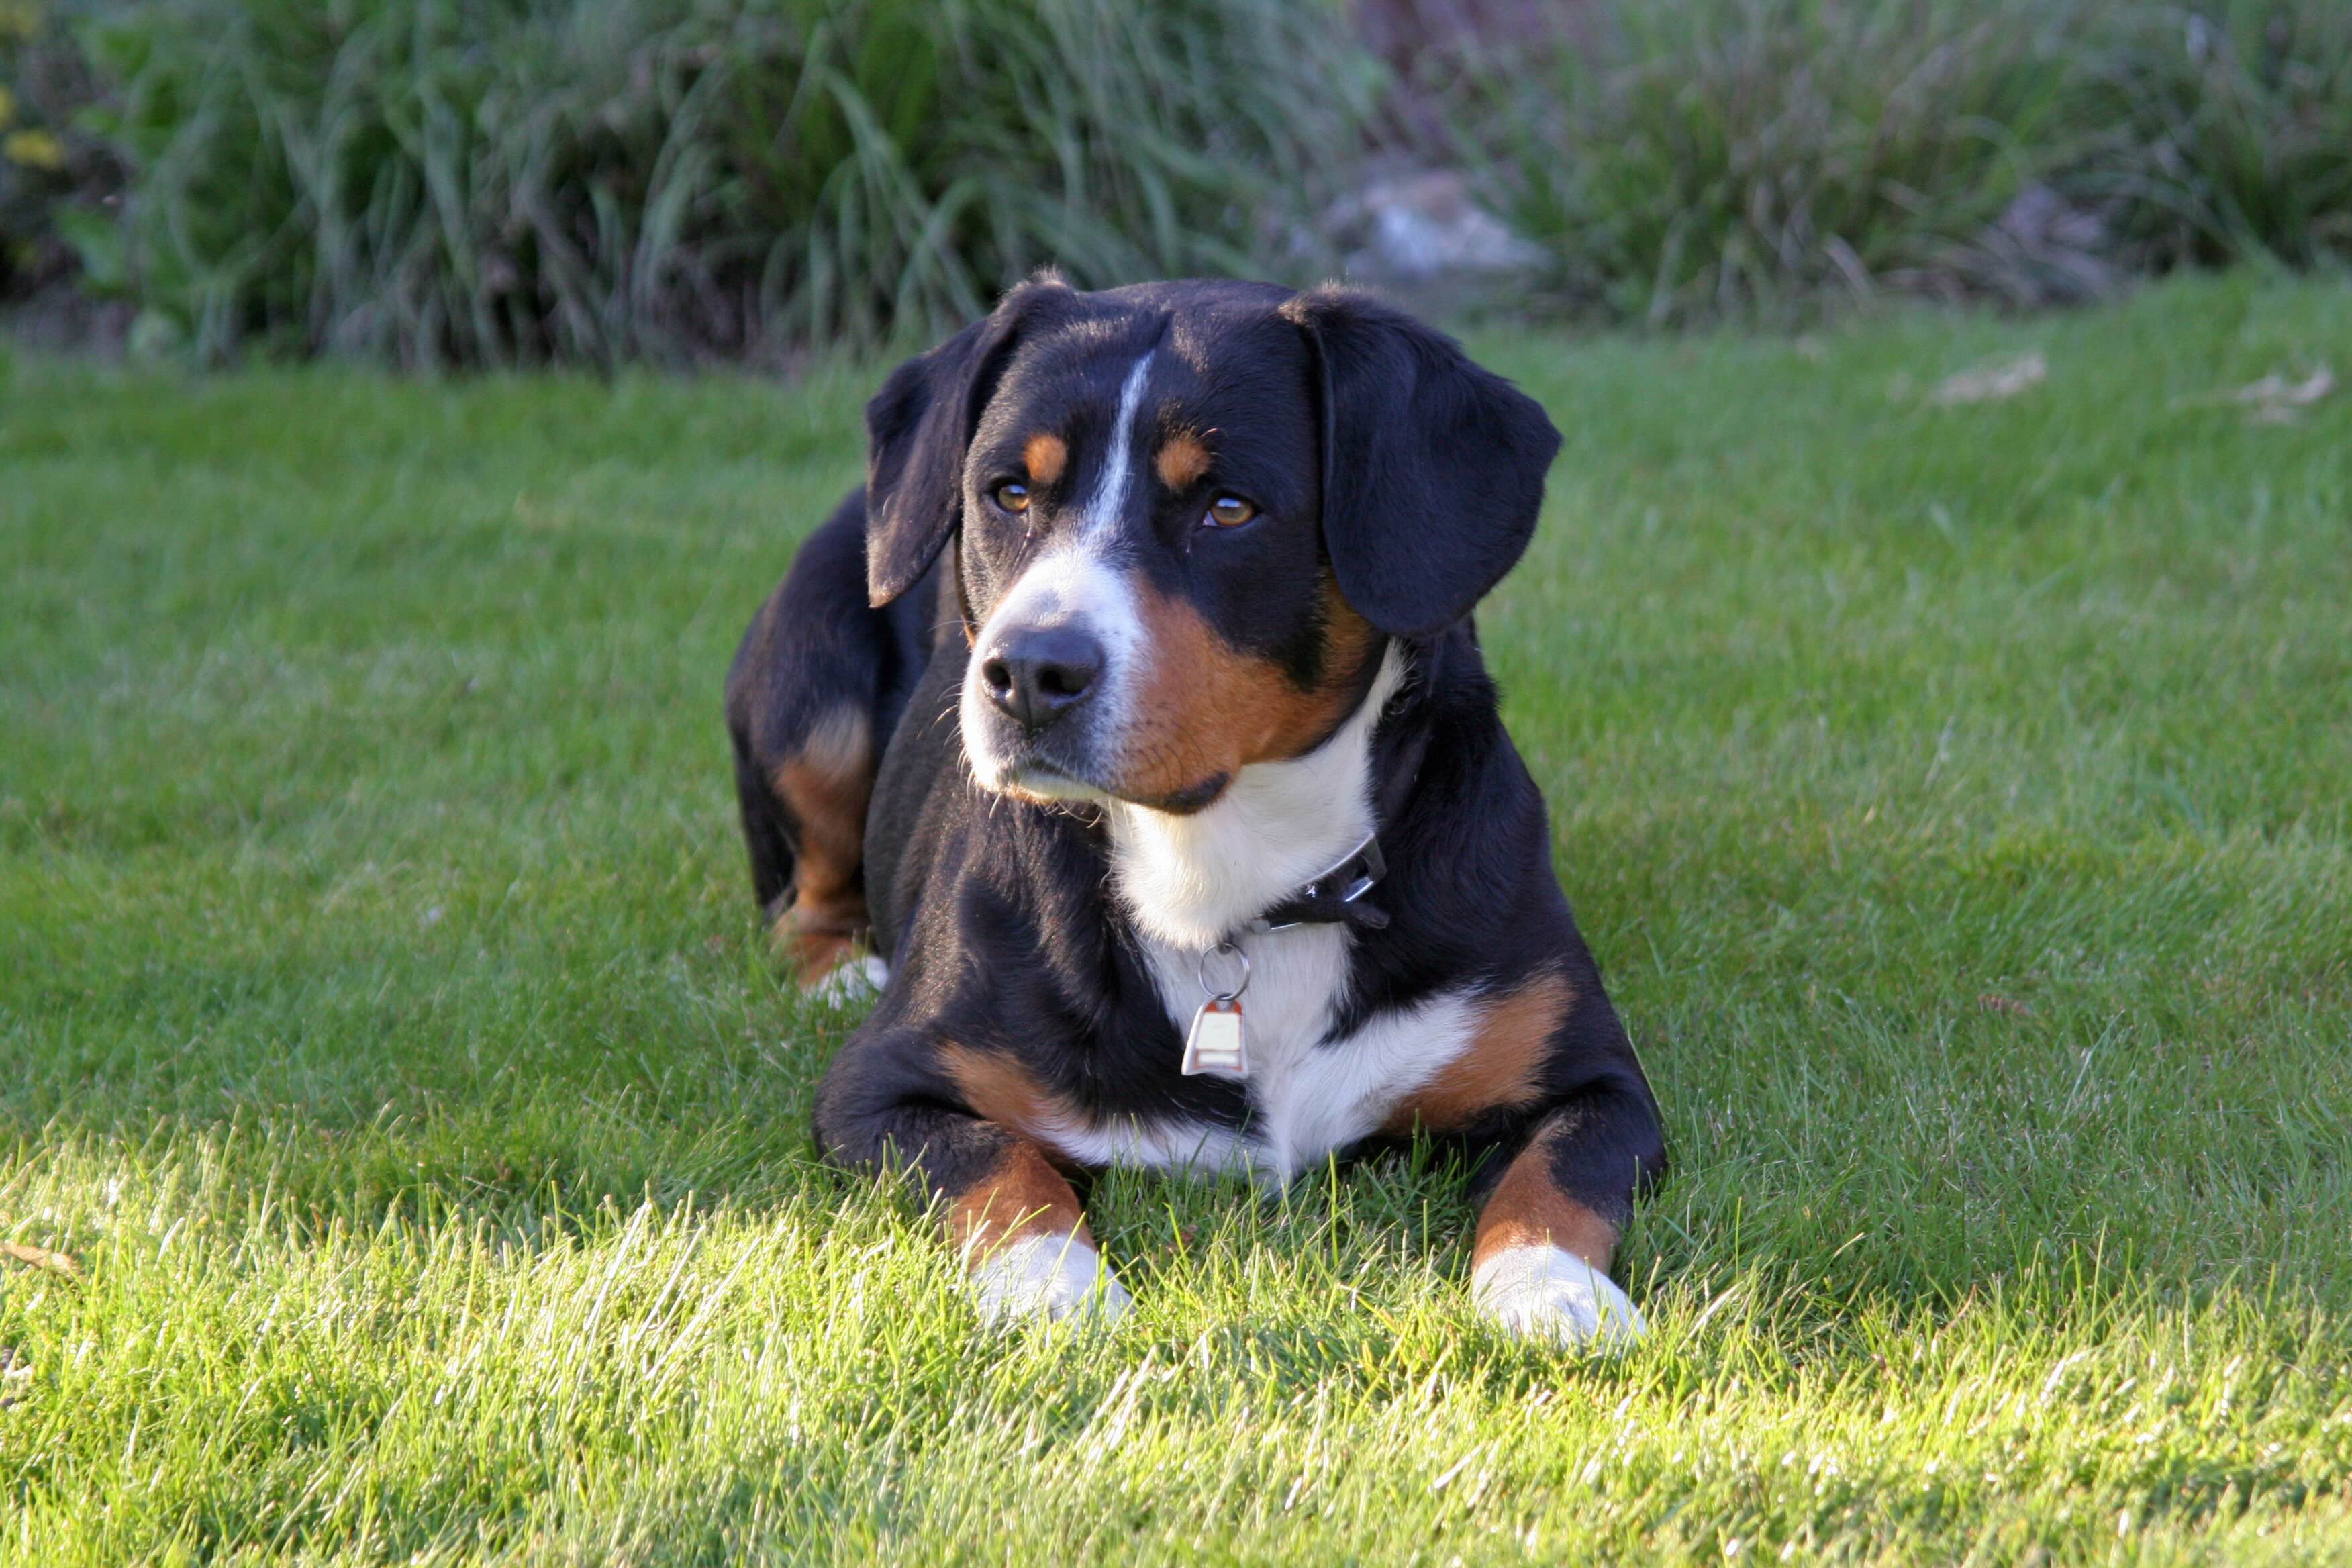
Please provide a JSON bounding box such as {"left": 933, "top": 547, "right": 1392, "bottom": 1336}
{"left": 726, "top": 275, "right": 1663, "bottom": 1344}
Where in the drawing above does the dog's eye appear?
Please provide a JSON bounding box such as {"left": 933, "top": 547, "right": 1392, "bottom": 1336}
{"left": 1204, "top": 495, "right": 1257, "bottom": 528}
{"left": 991, "top": 480, "right": 1030, "bottom": 515}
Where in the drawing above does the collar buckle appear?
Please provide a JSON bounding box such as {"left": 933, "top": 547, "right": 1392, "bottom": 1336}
{"left": 1246, "top": 832, "right": 1386, "bottom": 935}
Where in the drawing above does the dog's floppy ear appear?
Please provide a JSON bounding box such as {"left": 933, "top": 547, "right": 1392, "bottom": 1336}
{"left": 1281, "top": 286, "right": 1562, "bottom": 638}
{"left": 864, "top": 278, "right": 1066, "bottom": 607}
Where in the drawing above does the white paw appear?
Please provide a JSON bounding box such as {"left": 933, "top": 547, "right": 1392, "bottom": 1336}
{"left": 968, "top": 1233, "right": 1132, "bottom": 1328}
{"left": 803, "top": 952, "right": 889, "bottom": 1001}
{"left": 1473, "top": 1244, "right": 1645, "bottom": 1348}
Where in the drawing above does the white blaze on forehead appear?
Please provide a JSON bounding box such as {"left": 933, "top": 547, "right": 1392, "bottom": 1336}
{"left": 1081, "top": 351, "right": 1157, "bottom": 535}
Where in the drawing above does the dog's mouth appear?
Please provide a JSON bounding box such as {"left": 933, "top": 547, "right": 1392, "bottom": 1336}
{"left": 995, "top": 754, "right": 1104, "bottom": 804}
{"left": 988, "top": 748, "right": 1230, "bottom": 816}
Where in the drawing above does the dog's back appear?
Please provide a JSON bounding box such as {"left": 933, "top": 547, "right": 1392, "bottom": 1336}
{"left": 723, "top": 491, "right": 940, "bottom": 977}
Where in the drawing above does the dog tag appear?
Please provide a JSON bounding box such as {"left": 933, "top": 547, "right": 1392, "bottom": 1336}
{"left": 1181, "top": 997, "right": 1248, "bottom": 1078}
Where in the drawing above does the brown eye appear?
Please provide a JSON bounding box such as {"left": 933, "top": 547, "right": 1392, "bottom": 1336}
{"left": 1205, "top": 495, "right": 1257, "bottom": 528}
{"left": 992, "top": 480, "right": 1030, "bottom": 514}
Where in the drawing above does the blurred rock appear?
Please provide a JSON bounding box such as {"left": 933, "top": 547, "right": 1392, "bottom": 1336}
{"left": 1326, "top": 169, "right": 1547, "bottom": 305}
{"left": 1979, "top": 185, "right": 2121, "bottom": 303}
{"left": 1902, "top": 184, "right": 2122, "bottom": 309}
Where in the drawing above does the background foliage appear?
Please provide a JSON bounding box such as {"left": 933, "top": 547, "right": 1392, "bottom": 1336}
{"left": 2, "top": 0, "right": 2349, "bottom": 364}
{"left": 40, "top": 0, "right": 1369, "bottom": 366}
{"left": 1443, "top": 0, "right": 2352, "bottom": 321}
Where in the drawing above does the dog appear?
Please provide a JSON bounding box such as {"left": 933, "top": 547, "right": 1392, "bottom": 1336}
{"left": 725, "top": 275, "right": 1665, "bottom": 1344}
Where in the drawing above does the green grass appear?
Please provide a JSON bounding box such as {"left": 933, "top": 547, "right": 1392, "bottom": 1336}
{"left": 3, "top": 272, "right": 2350, "bottom": 1563}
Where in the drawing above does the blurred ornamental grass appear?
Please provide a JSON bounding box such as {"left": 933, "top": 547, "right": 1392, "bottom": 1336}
{"left": 70, "top": 0, "right": 1375, "bottom": 366}
{"left": 4, "top": 0, "right": 2349, "bottom": 364}
{"left": 1, "top": 0, "right": 79, "bottom": 293}
{"left": 2075, "top": 1, "right": 2352, "bottom": 272}
{"left": 1448, "top": 0, "right": 2352, "bottom": 324}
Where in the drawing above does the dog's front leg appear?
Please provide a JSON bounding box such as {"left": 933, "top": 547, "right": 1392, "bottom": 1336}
{"left": 950, "top": 1130, "right": 1130, "bottom": 1327}
{"left": 1469, "top": 1088, "right": 1655, "bottom": 1347}
{"left": 825, "top": 1096, "right": 1128, "bottom": 1328}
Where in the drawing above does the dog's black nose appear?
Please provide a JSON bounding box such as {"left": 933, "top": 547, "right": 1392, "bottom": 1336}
{"left": 979, "top": 626, "right": 1104, "bottom": 732}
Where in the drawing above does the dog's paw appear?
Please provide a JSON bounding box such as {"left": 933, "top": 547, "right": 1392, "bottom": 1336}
{"left": 803, "top": 952, "right": 889, "bottom": 1002}
{"left": 969, "top": 1234, "right": 1132, "bottom": 1329}
{"left": 1472, "top": 1244, "right": 1645, "bottom": 1349}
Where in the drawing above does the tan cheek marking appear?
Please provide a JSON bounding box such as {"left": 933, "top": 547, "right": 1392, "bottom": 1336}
{"left": 770, "top": 705, "right": 875, "bottom": 982}
{"left": 1318, "top": 576, "right": 1379, "bottom": 699}
{"left": 1124, "top": 591, "right": 1244, "bottom": 796}
{"left": 1155, "top": 432, "right": 1210, "bottom": 491}
{"left": 1472, "top": 1121, "right": 1620, "bottom": 1273}
{"left": 1383, "top": 969, "right": 1571, "bottom": 1135}
{"left": 1023, "top": 432, "right": 1067, "bottom": 487}
{"left": 947, "top": 1140, "right": 1091, "bottom": 1260}
{"left": 1118, "top": 583, "right": 1379, "bottom": 801}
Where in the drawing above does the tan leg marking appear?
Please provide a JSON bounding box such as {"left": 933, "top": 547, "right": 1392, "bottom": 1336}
{"left": 947, "top": 1140, "right": 1091, "bottom": 1260}
{"left": 786, "top": 929, "right": 860, "bottom": 981}
{"left": 939, "top": 1043, "right": 1087, "bottom": 1148}
{"left": 1472, "top": 1120, "right": 1619, "bottom": 1275}
{"left": 1384, "top": 969, "right": 1573, "bottom": 1135}
{"left": 935, "top": 1048, "right": 1126, "bottom": 1318}
{"left": 770, "top": 705, "right": 873, "bottom": 981}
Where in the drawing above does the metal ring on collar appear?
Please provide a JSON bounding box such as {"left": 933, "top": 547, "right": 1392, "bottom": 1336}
{"left": 1197, "top": 938, "right": 1251, "bottom": 1003}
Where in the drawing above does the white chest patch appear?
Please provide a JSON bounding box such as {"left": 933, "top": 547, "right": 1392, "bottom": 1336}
{"left": 1092, "top": 645, "right": 1481, "bottom": 1184}
{"left": 1136, "top": 927, "right": 1479, "bottom": 1183}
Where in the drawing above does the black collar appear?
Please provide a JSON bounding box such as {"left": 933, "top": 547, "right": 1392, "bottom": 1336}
{"left": 1243, "top": 697, "right": 1430, "bottom": 937}
{"left": 1250, "top": 832, "right": 1390, "bottom": 933}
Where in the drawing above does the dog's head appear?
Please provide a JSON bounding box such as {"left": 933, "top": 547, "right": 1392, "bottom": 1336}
{"left": 865, "top": 276, "right": 1561, "bottom": 814}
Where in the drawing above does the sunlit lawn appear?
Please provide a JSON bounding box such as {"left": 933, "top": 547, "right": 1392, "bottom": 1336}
{"left": 2, "top": 273, "right": 2348, "bottom": 1563}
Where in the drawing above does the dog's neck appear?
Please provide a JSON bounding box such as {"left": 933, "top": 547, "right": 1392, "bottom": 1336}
{"left": 1106, "top": 643, "right": 1406, "bottom": 952}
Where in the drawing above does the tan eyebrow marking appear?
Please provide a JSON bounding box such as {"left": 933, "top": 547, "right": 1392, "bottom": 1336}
{"left": 1155, "top": 432, "right": 1210, "bottom": 491}
{"left": 1023, "top": 432, "right": 1067, "bottom": 486}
